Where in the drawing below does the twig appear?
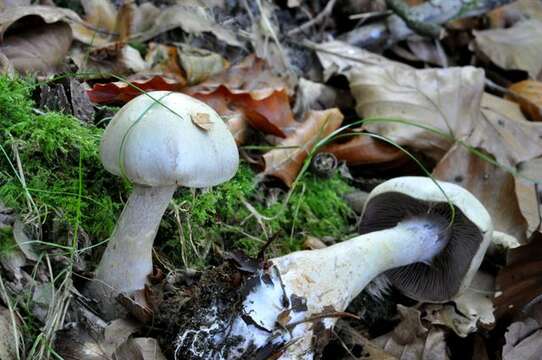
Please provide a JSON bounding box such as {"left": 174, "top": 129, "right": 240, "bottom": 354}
{"left": 287, "top": 0, "right": 337, "bottom": 36}
{"left": 341, "top": 0, "right": 515, "bottom": 48}
{"left": 286, "top": 311, "right": 360, "bottom": 330}
{"left": 385, "top": 0, "right": 443, "bottom": 38}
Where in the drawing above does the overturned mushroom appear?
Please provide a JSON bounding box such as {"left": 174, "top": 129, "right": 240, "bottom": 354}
{"left": 86, "top": 91, "right": 239, "bottom": 320}
{"left": 175, "top": 176, "right": 492, "bottom": 359}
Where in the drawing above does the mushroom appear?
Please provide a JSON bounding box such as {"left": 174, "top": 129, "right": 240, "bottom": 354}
{"left": 175, "top": 176, "right": 493, "bottom": 359}
{"left": 87, "top": 91, "right": 239, "bottom": 319}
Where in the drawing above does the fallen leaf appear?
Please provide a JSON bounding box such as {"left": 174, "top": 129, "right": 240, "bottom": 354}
{"left": 488, "top": 0, "right": 542, "bottom": 28}
{"left": 473, "top": 20, "right": 542, "bottom": 78}
{"left": 0, "top": 5, "right": 79, "bottom": 38}
{"left": 0, "top": 6, "right": 77, "bottom": 74}
{"left": 515, "top": 158, "right": 542, "bottom": 236}
{"left": 423, "top": 271, "right": 495, "bottom": 337}
{"left": 72, "top": 44, "right": 148, "bottom": 78}
{"left": 434, "top": 144, "right": 528, "bottom": 242}
{"left": 134, "top": 4, "right": 241, "bottom": 47}
{"left": 324, "top": 132, "right": 407, "bottom": 166}
{"left": 262, "top": 109, "right": 343, "bottom": 187}
{"left": 333, "top": 321, "right": 396, "bottom": 359}
{"left": 316, "top": 40, "right": 485, "bottom": 160}
{"left": 143, "top": 43, "right": 185, "bottom": 83}
{"left": 292, "top": 78, "right": 354, "bottom": 117}
{"left": 87, "top": 76, "right": 184, "bottom": 103}
{"left": 187, "top": 55, "right": 296, "bottom": 138}
{"left": 70, "top": 0, "right": 142, "bottom": 47}
{"left": 471, "top": 93, "right": 542, "bottom": 168}
{"left": 0, "top": 306, "right": 19, "bottom": 360}
{"left": 374, "top": 305, "right": 450, "bottom": 360}
{"left": 177, "top": 45, "right": 228, "bottom": 86}
{"left": 495, "top": 232, "right": 542, "bottom": 319}
{"left": 506, "top": 80, "right": 542, "bottom": 121}
{"left": 502, "top": 317, "right": 542, "bottom": 360}
{"left": 191, "top": 112, "right": 213, "bottom": 131}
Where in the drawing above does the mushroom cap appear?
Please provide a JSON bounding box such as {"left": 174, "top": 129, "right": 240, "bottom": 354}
{"left": 100, "top": 91, "right": 239, "bottom": 188}
{"left": 359, "top": 176, "right": 493, "bottom": 302}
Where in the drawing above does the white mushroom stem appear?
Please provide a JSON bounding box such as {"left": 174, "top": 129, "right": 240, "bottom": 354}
{"left": 201, "top": 216, "right": 450, "bottom": 360}
{"left": 87, "top": 184, "right": 176, "bottom": 320}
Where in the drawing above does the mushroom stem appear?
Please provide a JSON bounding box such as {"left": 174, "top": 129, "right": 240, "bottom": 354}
{"left": 87, "top": 184, "right": 176, "bottom": 319}
{"left": 274, "top": 215, "right": 448, "bottom": 310}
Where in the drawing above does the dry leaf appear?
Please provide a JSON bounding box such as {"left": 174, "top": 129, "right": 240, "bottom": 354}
{"left": 143, "top": 43, "right": 185, "bottom": 82}
{"left": 502, "top": 317, "right": 542, "bottom": 360}
{"left": 495, "top": 232, "right": 542, "bottom": 319}
{"left": 472, "top": 93, "right": 542, "bottom": 168}
{"left": 316, "top": 40, "right": 485, "bottom": 160}
{"left": 293, "top": 78, "right": 354, "bottom": 117}
{"left": 134, "top": 4, "right": 241, "bottom": 47}
{"left": 187, "top": 55, "right": 296, "bottom": 138}
{"left": 473, "top": 20, "right": 542, "bottom": 78}
{"left": 374, "top": 305, "right": 450, "bottom": 360}
{"left": 488, "top": 0, "right": 542, "bottom": 28}
{"left": 515, "top": 158, "right": 542, "bottom": 236}
{"left": 262, "top": 109, "right": 343, "bottom": 187}
{"left": 333, "top": 321, "right": 396, "bottom": 360}
{"left": 506, "top": 80, "right": 542, "bottom": 121}
{"left": 434, "top": 144, "right": 528, "bottom": 241}
{"left": 324, "top": 133, "right": 407, "bottom": 167}
{"left": 423, "top": 272, "right": 495, "bottom": 337}
{"left": 0, "top": 6, "right": 77, "bottom": 74}
{"left": 0, "top": 5, "right": 79, "bottom": 38}
{"left": 191, "top": 113, "right": 213, "bottom": 131}
{"left": 177, "top": 45, "right": 228, "bottom": 86}
{"left": 87, "top": 76, "right": 184, "bottom": 104}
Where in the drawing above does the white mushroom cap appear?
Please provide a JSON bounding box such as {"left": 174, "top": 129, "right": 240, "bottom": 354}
{"left": 359, "top": 176, "right": 493, "bottom": 302}
{"left": 100, "top": 91, "right": 239, "bottom": 187}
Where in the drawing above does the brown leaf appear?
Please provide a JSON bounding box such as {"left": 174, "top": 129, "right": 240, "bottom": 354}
{"left": 434, "top": 144, "right": 528, "bottom": 242}
{"left": 187, "top": 55, "right": 296, "bottom": 138}
{"left": 473, "top": 20, "right": 542, "bottom": 78}
{"left": 0, "top": 6, "right": 76, "bottom": 74}
{"left": 471, "top": 93, "right": 542, "bottom": 168}
{"left": 316, "top": 41, "right": 485, "bottom": 160}
{"left": 0, "top": 5, "right": 79, "bottom": 38}
{"left": 506, "top": 80, "right": 542, "bottom": 121}
{"left": 143, "top": 43, "right": 185, "bottom": 83}
{"left": 191, "top": 113, "right": 213, "bottom": 131}
{"left": 177, "top": 45, "right": 229, "bottom": 86}
{"left": 324, "top": 132, "right": 407, "bottom": 166}
{"left": 134, "top": 4, "right": 241, "bottom": 46}
{"left": 515, "top": 158, "right": 542, "bottom": 236}
{"left": 87, "top": 75, "right": 184, "bottom": 103}
{"left": 262, "top": 109, "right": 343, "bottom": 187}
{"left": 495, "top": 232, "right": 542, "bottom": 319}
{"left": 374, "top": 305, "right": 450, "bottom": 360}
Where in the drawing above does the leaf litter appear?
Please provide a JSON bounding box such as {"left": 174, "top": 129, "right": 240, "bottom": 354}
{"left": 1, "top": 0, "right": 542, "bottom": 359}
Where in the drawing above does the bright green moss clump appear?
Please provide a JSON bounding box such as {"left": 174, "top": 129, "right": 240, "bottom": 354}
{"left": 0, "top": 76, "right": 124, "bottom": 245}
{"left": 162, "top": 164, "right": 355, "bottom": 267}
{"left": 0, "top": 75, "right": 355, "bottom": 268}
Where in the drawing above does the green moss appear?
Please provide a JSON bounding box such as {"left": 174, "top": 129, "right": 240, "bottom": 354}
{"left": 160, "top": 164, "right": 355, "bottom": 267}
{"left": 0, "top": 76, "right": 125, "bottom": 248}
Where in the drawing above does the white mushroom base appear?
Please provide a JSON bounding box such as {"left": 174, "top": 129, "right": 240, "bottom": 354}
{"left": 175, "top": 216, "right": 450, "bottom": 359}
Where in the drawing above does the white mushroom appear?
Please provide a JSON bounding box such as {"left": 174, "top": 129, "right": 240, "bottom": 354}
{"left": 87, "top": 91, "right": 239, "bottom": 320}
{"left": 175, "top": 176, "right": 493, "bottom": 359}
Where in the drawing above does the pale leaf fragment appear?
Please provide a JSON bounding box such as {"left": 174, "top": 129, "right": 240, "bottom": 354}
{"left": 473, "top": 20, "right": 542, "bottom": 78}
